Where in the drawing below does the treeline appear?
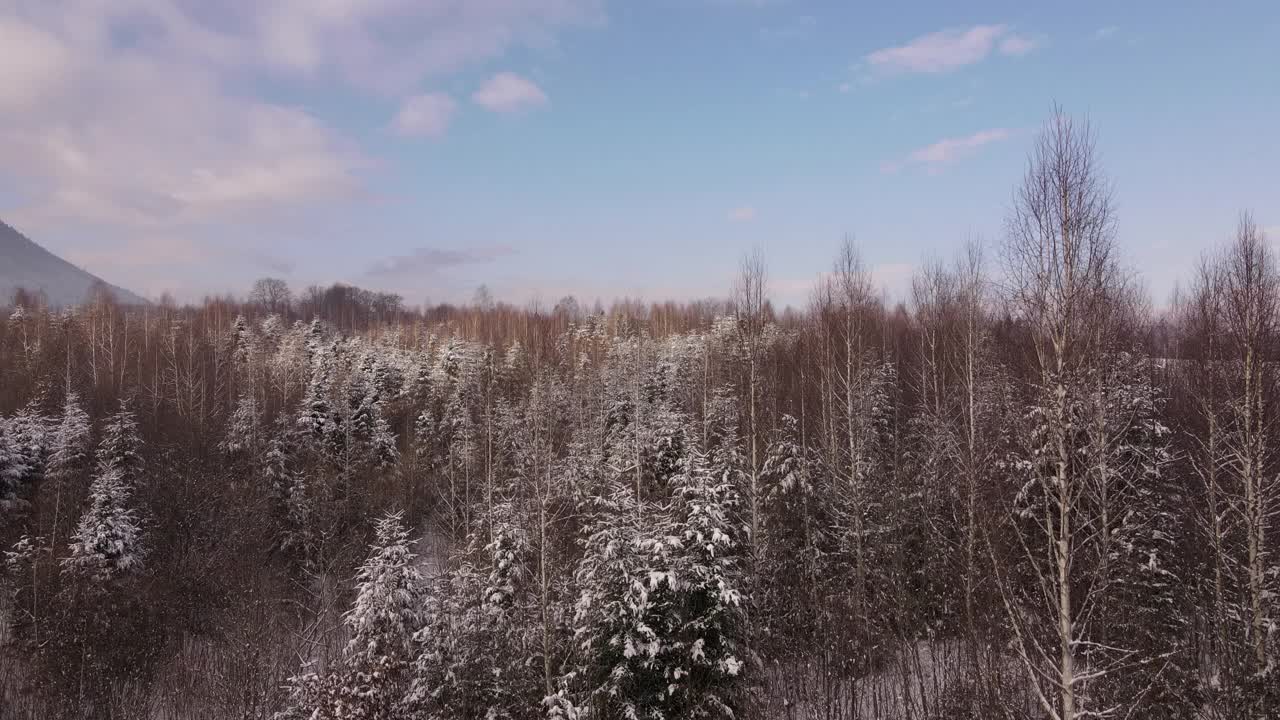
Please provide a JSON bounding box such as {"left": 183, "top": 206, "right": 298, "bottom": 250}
{"left": 0, "top": 110, "right": 1276, "bottom": 720}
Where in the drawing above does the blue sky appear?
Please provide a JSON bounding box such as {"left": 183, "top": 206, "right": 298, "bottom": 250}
{"left": 1, "top": 0, "right": 1276, "bottom": 308}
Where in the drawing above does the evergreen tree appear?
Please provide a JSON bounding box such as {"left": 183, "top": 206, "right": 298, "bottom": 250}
{"left": 341, "top": 511, "right": 423, "bottom": 718}
{"left": 757, "top": 415, "right": 823, "bottom": 657}
{"left": 280, "top": 512, "right": 422, "bottom": 720}
{"left": 1088, "top": 354, "right": 1196, "bottom": 717}
{"left": 8, "top": 396, "right": 51, "bottom": 488}
{"left": 573, "top": 449, "right": 747, "bottom": 720}
{"left": 63, "top": 465, "right": 145, "bottom": 584}
{"left": 350, "top": 359, "right": 399, "bottom": 471}
{"left": 221, "top": 391, "right": 260, "bottom": 456}
{"left": 406, "top": 506, "right": 540, "bottom": 720}
{"left": 46, "top": 392, "right": 93, "bottom": 486}
{"left": 298, "top": 341, "right": 342, "bottom": 458}
{"left": 263, "top": 415, "right": 315, "bottom": 566}
{"left": 572, "top": 482, "right": 674, "bottom": 719}
{"left": 666, "top": 449, "right": 748, "bottom": 718}
{"left": 0, "top": 419, "right": 30, "bottom": 511}
{"left": 96, "top": 402, "right": 143, "bottom": 487}
{"left": 230, "top": 313, "right": 253, "bottom": 365}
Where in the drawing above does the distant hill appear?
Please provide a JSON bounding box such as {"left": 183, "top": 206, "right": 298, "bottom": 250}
{"left": 0, "top": 220, "right": 147, "bottom": 307}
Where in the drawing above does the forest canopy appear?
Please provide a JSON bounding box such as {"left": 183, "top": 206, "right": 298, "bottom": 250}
{"left": 0, "top": 110, "right": 1276, "bottom": 720}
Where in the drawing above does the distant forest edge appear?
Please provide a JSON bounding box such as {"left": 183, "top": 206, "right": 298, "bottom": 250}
{"left": 0, "top": 109, "right": 1276, "bottom": 720}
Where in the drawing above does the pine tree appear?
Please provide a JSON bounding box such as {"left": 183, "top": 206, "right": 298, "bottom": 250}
{"left": 231, "top": 314, "right": 253, "bottom": 365}
{"left": 649, "top": 404, "right": 689, "bottom": 494}
{"left": 44, "top": 391, "right": 94, "bottom": 551}
{"left": 280, "top": 512, "right": 422, "bottom": 720}
{"left": 97, "top": 402, "right": 143, "bottom": 486}
{"left": 340, "top": 511, "right": 423, "bottom": 718}
{"left": 406, "top": 506, "right": 540, "bottom": 720}
{"left": 350, "top": 358, "right": 399, "bottom": 471}
{"left": 573, "top": 449, "right": 747, "bottom": 720}
{"left": 221, "top": 391, "right": 260, "bottom": 456}
{"left": 298, "top": 341, "right": 342, "bottom": 458}
{"left": 757, "top": 415, "right": 823, "bottom": 658}
{"left": 263, "top": 416, "right": 315, "bottom": 567}
{"left": 62, "top": 465, "right": 145, "bottom": 584}
{"left": 1088, "top": 354, "right": 1196, "bottom": 718}
{"left": 667, "top": 449, "right": 748, "bottom": 718}
{"left": 46, "top": 392, "right": 93, "bottom": 486}
{"left": 572, "top": 482, "right": 675, "bottom": 719}
{"left": 0, "top": 419, "right": 30, "bottom": 511}
{"left": 8, "top": 396, "right": 51, "bottom": 488}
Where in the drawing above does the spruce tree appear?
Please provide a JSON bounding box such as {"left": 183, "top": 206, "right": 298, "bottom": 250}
{"left": 221, "top": 391, "right": 260, "bottom": 456}
{"left": 280, "top": 512, "right": 422, "bottom": 720}
{"left": 0, "top": 419, "right": 30, "bottom": 511}
{"left": 96, "top": 401, "right": 143, "bottom": 486}
{"left": 263, "top": 415, "right": 315, "bottom": 566}
{"left": 63, "top": 465, "right": 145, "bottom": 584}
{"left": 46, "top": 392, "right": 93, "bottom": 487}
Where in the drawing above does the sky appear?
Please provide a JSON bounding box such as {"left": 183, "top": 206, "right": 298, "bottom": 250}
{"left": 0, "top": 0, "right": 1277, "bottom": 309}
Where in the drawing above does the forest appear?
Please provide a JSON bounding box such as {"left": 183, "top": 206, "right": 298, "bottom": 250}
{"left": 0, "top": 111, "right": 1276, "bottom": 720}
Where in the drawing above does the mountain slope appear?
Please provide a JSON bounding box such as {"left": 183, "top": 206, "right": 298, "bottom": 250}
{"left": 0, "top": 220, "right": 147, "bottom": 306}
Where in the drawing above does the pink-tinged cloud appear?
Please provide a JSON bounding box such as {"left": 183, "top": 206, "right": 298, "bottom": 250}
{"left": 393, "top": 93, "right": 457, "bottom": 137}
{"left": 998, "top": 34, "right": 1037, "bottom": 56}
{"left": 884, "top": 128, "right": 1011, "bottom": 174}
{"left": 248, "top": 0, "right": 602, "bottom": 95}
{"left": 0, "top": 0, "right": 599, "bottom": 300}
{"left": 866, "top": 24, "right": 1038, "bottom": 74}
{"left": 472, "top": 72, "right": 549, "bottom": 112}
{"left": 0, "top": 17, "right": 70, "bottom": 112}
{"left": 727, "top": 206, "right": 757, "bottom": 222}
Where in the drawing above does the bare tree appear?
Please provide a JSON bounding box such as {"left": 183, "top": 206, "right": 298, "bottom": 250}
{"left": 250, "top": 278, "right": 293, "bottom": 315}
{"left": 998, "top": 107, "right": 1120, "bottom": 720}
{"left": 733, "top": 247, "right": 768, "bottom": 549}
{"left": 1219, "top": 213, "right": 1277, "bottom": 678}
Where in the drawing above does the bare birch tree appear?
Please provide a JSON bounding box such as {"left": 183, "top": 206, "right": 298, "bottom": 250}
{"left": 999, "top": 107, "right": 1120, "bottom": 720}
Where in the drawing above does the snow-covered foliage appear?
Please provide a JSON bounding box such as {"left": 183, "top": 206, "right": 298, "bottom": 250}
{"left": 5, "top": 233, "right": 1278, "bottom": 720}
{"left": 280, "top": 512, "right": 423, "bottom": 720}
{"left": 221, "top": 391, "right": 260, "bottom": 456}
{"left": 45, "top": 392, "right": 93, "bottom": 486}
{"left": 96, "top": 402, "right": 143, "bottom": 486}
{"left": 60, "top": 402, "right": 146, "bottom": 584}
{"left": 0, "top": 419, "right": 30, "bottom": 510}
{"left": 572, "top": 445, "right": 747, "bottom": 720}
{"left": 262, "top": 415, "right": 315, "bottom": 566}
{"left": 63, "top": 464, "right": 144, "bottom": 583}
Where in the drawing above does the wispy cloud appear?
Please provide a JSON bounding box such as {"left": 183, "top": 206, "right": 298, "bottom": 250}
{"left": 252, "top": 1, "right": 601, "bottom": 95}
{"left": 473, "top": 72, "right": 549, "bottom": 112}
{"left": 883, "top": 128, "right": 1011, "bottom": 174}
{"left": 392, "top": 93, "right": 457, "bottom": 138}
{"left": 365, "top": 246, "right": 517, "bottom": 278}
{"left": 998, "top": 34, "right": 1037, "bottom": 56}
{"left": 866, "top": 24, "right": 1039, "bottom": 74}
{"left": 0, "top": 1, "right": 598, "bottom": 298}
{"left": 243, "top": 249, "right": 296, "bottom": 276}
{"left": 1095, "top": 25, "right": 1119, "bottom": 39}
{"left": 727, "top": 206, "right": 757, "bottom": 222}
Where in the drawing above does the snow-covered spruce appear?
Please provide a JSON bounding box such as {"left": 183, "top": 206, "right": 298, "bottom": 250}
{"left": 62, "top": 465, "right": 145, "bottom": 583}
{"left": 279, "top": 512, "right": 423, "bottom": 720}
